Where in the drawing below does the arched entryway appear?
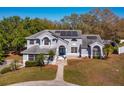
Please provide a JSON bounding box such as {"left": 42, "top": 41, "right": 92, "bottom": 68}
{"left": 93, "top": 46, "right": 101, "bottom": 58}
{"left": 59, "top": 46, "right": 66, "bottom": 56}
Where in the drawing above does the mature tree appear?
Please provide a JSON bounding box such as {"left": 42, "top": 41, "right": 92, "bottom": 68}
{"left": 0, "top": 45, "right": 5, "bottom": 65}
{"left": 61, "top": 13, "right": 79, "bottom": 30}
{"left": 89, "top": 8, "right": 119, "bottom": 39}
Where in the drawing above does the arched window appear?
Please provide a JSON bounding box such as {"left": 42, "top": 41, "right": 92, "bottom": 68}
{"left": 43, "top": 37, "right": 50, "bottom": 45}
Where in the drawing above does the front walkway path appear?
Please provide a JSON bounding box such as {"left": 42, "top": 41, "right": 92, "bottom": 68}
{"left": 9, "top": 59, "right": 78, "bottom": 86}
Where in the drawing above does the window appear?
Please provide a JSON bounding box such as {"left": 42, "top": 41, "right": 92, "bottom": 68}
{"left": 44, "top": 37, "right": 50, "bottom": 45}
{"left": 71, "top": 38, "right": 77, "bottom": 41}
{"left": 52, "top": 38, "right": 56, "bottom": 41}
{"left": 36, "top": 39, "right": 40, "bottom": 45}
{"left": 28, "top": 54, "right": 35, "bottom": 61}
{"left": 30, "top": 40, "right": 34, "bottom": 44}
{"left": 71, "top": 47, "right": 78, "bottom": 53}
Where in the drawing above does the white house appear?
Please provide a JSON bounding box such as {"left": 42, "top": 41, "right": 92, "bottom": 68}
{"left": 21, "top": 30, "right": 105, "bottom": 66}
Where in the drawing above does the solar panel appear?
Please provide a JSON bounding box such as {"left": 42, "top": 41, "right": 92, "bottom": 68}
{"left": 60, "top": 31, "right": 66, "bottom": 36}
{"left": 55, "top": 31, "right": 61, "bottom": 33}
{"left": 67, "top": 31, "right": 71, "bottom": 36}
{"left": 60, "top": 31, "right": 78, "bottom": 36}
{"left": 72, "top": 31, "right": 78, "bottom": 36}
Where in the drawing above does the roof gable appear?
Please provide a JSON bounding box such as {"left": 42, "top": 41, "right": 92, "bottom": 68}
{"left": 89, "top": 41, "right": 104, "bottom": 47}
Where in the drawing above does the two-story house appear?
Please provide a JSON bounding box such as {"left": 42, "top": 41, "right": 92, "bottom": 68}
{"left": 21, "top": 30, "right": 105, "bottom": 66}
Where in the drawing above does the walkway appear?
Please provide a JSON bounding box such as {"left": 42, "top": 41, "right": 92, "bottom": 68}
{"left": 9, "top": 59, "right": 78, "bottom": 86}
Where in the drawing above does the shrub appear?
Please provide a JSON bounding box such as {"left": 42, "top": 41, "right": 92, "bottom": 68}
{"left": 104, "top": 44, "right": 114, "bottom": 58}
{"left": 113, "top": 46, "right": 118, "bottom": 54}
{"left": 0, "top": 66, "right": 11, "bottom": 74}
{"left": 25, "top": 61, "right": 38, "bottom": 67}
{"left": 36, "top": 53, "right": 45, "bottom": 66}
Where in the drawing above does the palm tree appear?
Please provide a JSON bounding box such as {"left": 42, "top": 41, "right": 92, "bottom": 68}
{"left": 104, "top": 44, "right": 114, "bottom": 58}
{"left": 36, "top": 53, "right": 45, "bottom": 66}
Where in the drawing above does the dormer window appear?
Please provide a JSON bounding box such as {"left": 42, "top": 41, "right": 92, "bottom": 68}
{"left": 71, "top": 38, "right": 77, "bottom": 41}
{"left": 52, "top": 38, "right": 58, "bottom": 42}
{"left": 52, "top": 38, "right": 56, "bottom": 41}
{"left": 30, "top": 40, "right": 34, "bottom": 44}
{"left": 43, "top": 37, "right": 50, "bottom": 45}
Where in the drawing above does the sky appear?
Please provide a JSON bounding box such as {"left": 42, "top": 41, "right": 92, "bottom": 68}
{"left": 0, "top": 7, "right": 124, "bottom": 21}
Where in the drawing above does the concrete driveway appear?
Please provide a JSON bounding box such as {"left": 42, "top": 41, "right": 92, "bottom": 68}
{"left": 10, "top": 80, "right": 77, "bottom": 86}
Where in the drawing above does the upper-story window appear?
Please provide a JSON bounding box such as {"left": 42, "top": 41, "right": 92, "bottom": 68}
{"left": 71, "top": 38, "right": 77, "bottom": 41}
{"left": 52, "top": 38, "right": 58, "bottom": 42}
{"left": 30, "top": 40, "right": 34, "bottom": 44}
{"left": 43, "top": 37, "right": 50, "bottom": 45}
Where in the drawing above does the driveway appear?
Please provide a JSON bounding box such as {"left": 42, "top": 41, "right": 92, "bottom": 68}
{"left": 9, "top": 59, "right": 78, "bottom": 86}
{"left": 10, "top": 80, "right": 77, "bottom": 86}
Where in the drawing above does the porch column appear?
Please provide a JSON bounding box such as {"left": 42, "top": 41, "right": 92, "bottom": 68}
{"left": 90, "top": 46, "right": 93, "bottom": 59}
{"left": 100, "top": 46, "right": 104, "bottom": 58}
{"left": 56, "top": 47, "right": 59, "bottom": 56}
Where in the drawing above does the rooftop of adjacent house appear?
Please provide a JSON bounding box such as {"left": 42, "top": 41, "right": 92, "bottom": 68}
{"left": 26, "top": 30, "right": 82, "bottom": 39}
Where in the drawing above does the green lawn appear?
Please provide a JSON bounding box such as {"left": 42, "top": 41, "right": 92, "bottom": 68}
{"left": 64, "top": 54, "right": 124, "bottom": 86}
{"left": 0, "top": 65, "right": 57, "bottom": 85}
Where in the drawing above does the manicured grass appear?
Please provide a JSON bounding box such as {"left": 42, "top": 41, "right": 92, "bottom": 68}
{"left": 0, "top": 65, "right": 57, "bottom": 85}
{"left": 64, "top": 54, "right": 124, "bottom": 85}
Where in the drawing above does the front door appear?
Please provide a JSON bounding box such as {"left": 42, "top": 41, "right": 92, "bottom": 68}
{"left": 59, "top": 46, "right": 66, "bottom": 56}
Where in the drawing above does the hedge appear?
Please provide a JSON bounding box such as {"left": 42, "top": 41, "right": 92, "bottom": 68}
{"left": 25, "top": 61, "right": 39, "bottom": 67}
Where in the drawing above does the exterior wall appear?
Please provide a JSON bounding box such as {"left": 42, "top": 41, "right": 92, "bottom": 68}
{"left": 22, "top": 54, "right": 28, "bottom": 66}
{"left": 22, "top": 54, "right": 57, "bottom": 66}
{"left": 26, "top": 32, "right": 57, "bottom": 49}
{"left": 118, "top": 46, "right": 124, "bottom": 54}
{"left": 65, "top": 38, "right": 82, "bottom": 57}
{"left": 81, "top": 49, "right": 89, "bottom": 57}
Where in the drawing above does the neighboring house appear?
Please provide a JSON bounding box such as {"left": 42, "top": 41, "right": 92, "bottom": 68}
{"left": 21, "top": 30, "right": 105, "bottom": 66}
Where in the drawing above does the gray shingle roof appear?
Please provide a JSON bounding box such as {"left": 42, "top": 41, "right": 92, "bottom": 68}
{"left": 21, "top": 45, "right": 56, "bottom": 54}
{"left": 81, "top": 35, "right": 103, "bottom": 49}
{"left": 103, "top": 40, "right": 112, "bottom": 44}
{"left": 26, "top": 30, "right": 48, "bottom": 39}
{"left": 26, "top": 30, "right": 82, "bottom": 39}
